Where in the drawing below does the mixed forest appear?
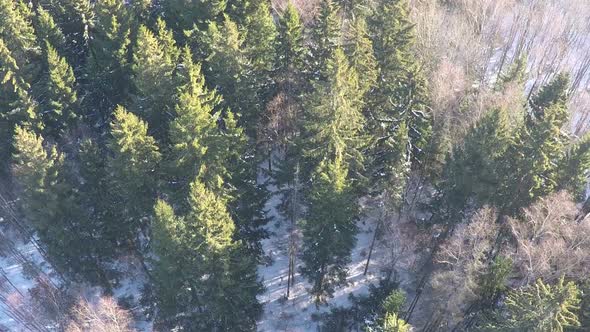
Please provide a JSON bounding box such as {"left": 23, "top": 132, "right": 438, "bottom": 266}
{"left": 1, "top": 0, "right": 590, "bottom": 331}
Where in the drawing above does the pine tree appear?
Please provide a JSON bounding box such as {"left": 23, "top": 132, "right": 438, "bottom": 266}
{"left": 301, "top": 47, "right": 366, "bottom": 179}
{"left": 107, "top": 106, "right": 161, "bottom": 246}
{"left": 43, "top": 42, "right": 79, "bottom": 137}
{"left": 84, "top": 0, "right": 131, "bottom": 124}
{"left": 369, "top": 0, "right": 431, "bottom": 165}
{"left": 131, "top": 23, "right": 178, "bottom": 134}
{"left": 300, "top": 156, "right": 358, "bottom": 304}
{"left": 482, "top": 277, "right": 580, "bottom": 331}
{"left": 152, "top": 179, "right": 262, "bottom": 330}
{"left": 308, "top": 0, "right": 341, "bottom": 81}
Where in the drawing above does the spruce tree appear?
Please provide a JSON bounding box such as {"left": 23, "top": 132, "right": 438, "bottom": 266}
{"left": 346, "top": 16, "right": 378, "bottom": 98}
{"left": 369, "top": 0, "right": 431, "bottom": 165}
{"left": 482, "top": 277, "right": 580, "bottom": 331}
{"left": 168, "top": 47, "right": 243, "bottom": 197}
{"left": 300, "top": 156, "right": 358, "bottom": 304}
{"left": 34, "top": 6, "right": 66, "bottom": 55}
{"left": 107, "top": 106, "right": 161, "bottom": 247}
{"left": 439, "top": 108, "right": 512, "bottom": 222}
{"left": 276, "top": 2, "right": 306, "bottom": 82}
{"left": 39, "top": 0, "right": 93, "bottom": 67}
{"left": 43, "top": 42, "right": 79, "bottom": 137}
{"left": 308, "top": 0, "right": 341, "bottom": 82}
{"left": 85, "top": 0, "right": 131, "bottom": 124}
{"left": 131, "top": 23, "right": 178, "bottom": 134}
{"left": 496, "top": 75, "right": 570, "bottom": 214}
{"left": 203, "top": 16, "right": 258, "bottom": 136}
{"left": 12, "top": 126, "right": 109, "bottom": 284}
{"left": 561, "top": 132, "right": 590, "bottom": 201}
{"left": 163, "top": 0, "right": 227, "bottom": 34}
{"left": 0, "top": 0, "right": 41, "bottom": 80}
{"left": 301, "top": 47, "right": 366, "bottom": 179}
{"left": 244, "top": 0, "right": 278, "bottom": 106}
{"left": 152, "top": 179, "right": 262, "bottom": 330}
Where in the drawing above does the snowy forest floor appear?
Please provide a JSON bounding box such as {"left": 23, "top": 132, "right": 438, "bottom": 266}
{"left": 256, "top": 160, "right": 428, "bottom": 331}
{"left": 0, "top": 159, "right": 431, "bottom": 331}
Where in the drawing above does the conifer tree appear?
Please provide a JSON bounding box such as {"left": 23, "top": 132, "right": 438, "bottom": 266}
{"left": 0, "top": 0, "right": 41, "bottom": 79}
{"left": 163, "top": 0, "right": 227, "bottom": 34}
{"left": 34, "top": 6, "right": 66, "bottom": 55}
{"left": 369, "top": 0, "right": 431, "bottom": 165}
{"left": 561, "top": 132, "right": 590, "bottom": 201}
{"left": 152, "top": 179, "right": 262, "bottom": 330}
{"left": 0, "top": 39, "right": 40, "bottom": 162}
{"left": 107, "top": 106, "right": 161, "bottom": 246}
{"left": 12, "top": 126, "right": 109, "bottom": 284}
{"left": 309, "top": 0, "right": 341, "bottom": 81}
{"left": 244, "top": 0, "right": 278, "bottom": 105}
{"left": 168, "top": 47, "right": 243, "bottom": 197}
{"left": 43, "top": 42, "right": 78, "bottom": 137}
{"left": 482, "top": 277, "right": 580, "bottom": 331}
{"left": 346, "top": 16, "right": 378, "bottom": 98}
{"left": 85, "top": 0, "right": 131, "bottom": 124}
{"left": 300, "top": 156, "right": 358, "bottom": 304}
{"left": 131, "top": 23, "right": 178, "bottom": 134}
{"left": 203, "top": 16, "right": 258, "bottom": 135}
{"left": 381, "top": 313, "right": 411, "bottom": 332}
{"left": 496, "top": 74, "right": 570, "bottom": 214}
{"left": 39, "top": 0, "right": 93, "bottom": 67}
{"left": 301, "top": 47, "right": 366, "bottom": 179}
{"left": 439, "top": 108, "right": 512, "bottom": 221}
{"left": 276, "top": 2, "right": 306, "bottom": 82}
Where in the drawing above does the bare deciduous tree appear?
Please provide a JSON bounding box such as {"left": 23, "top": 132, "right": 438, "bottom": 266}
{"left": 509, "top": 191, "right": 590, "bottom": 285}
{"left": 431, "top": 207, "right": 500, "bottom": 326}
{"left": 66, "top": 296, "right": 135, "bottom": 332}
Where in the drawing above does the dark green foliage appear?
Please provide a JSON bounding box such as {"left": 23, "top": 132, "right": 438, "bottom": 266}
{"left": 130, "top": 21, "right": 179, "bottom": 135}
{"left": 561, "top": 132, "right": 590, "bottom": 201}
{"left": 496, "top": 75, "right": 570, "bottom": 214}
{"left": 12, "top": 126, "right": 110, "bottom": 284}
{"left": 301, "top": 48, "right": 366, "bottom": 178}
{"left": 300, "top": 156, "right": 358, "bottom": 303}
{"left": 309, "top": 0, "right": 341, "bottom": 81}
{"left": 84, "top": 0, "right": 132, "bottom": 125}
{"left": 42, "top": 42, "right": 79, "bottom": 137}
{"left": 438, "top": 108, "right": 512, "bottom": 222}
{"left": 152, "top": 180, "right": 262, "bottom": 331}
{"left": 369, "top": 0, "right": 431, "bottom": 165}
{"left": 107, "top": 106, "right": 161, "bottom": 246}
{"left": 478, "top": 256, "right": 512, "bottom": 307}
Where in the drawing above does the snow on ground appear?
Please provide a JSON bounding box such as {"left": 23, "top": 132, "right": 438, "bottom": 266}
{"left": 256, "top": 159, "right": 400, "bottom": 332}
{"left": 0, "top": 225, "right": 152, "bottom": 331}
